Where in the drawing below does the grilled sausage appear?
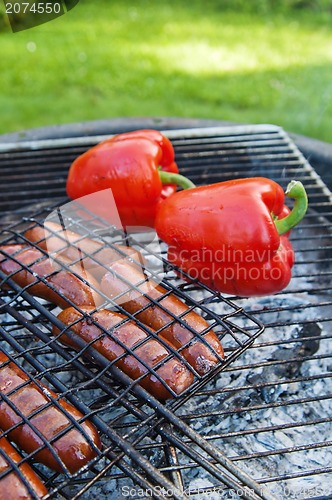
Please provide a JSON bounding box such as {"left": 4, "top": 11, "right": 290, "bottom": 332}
{"left": 24, "top": 222, "right": 144, "bottom": 280}
{"left": 0, "top": 351, "right": 101, "bottom": 473}
{"left": 0, "top": 244, "right": 102, "bottom": 309}
{"left": 100, "top": 261, "right": 224, "bottom": 375}
{"left": 0, "top": 434, "right": 48, "bottom": 499}
{"left": 54, "top": 307, "right": 195, "bottom": 400}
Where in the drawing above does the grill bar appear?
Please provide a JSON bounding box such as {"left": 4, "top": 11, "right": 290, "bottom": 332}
{"left": 0, "top": 124, "right": 331, "bottom": 499}
{"left": 0, "top": 276, "right": 271, "bottom": 498}
{"left": 0, "top": 315, "right": 188, "bottom": 500}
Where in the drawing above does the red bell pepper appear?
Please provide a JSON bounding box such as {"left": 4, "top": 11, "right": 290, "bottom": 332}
{"left": 155, "top": 177, "right": 308, "bottom": 297}
{"left": 66, "top": 129, "right": 194, "bottom": 228}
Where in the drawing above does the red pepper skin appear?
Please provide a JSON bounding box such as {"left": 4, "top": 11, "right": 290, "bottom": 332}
{"left": 155, "top": 177, "right": 297, "bottom": 297}
{"left": 168, "top": 235, "right": 294, "bottom": 297}
{"left": 66, "top": 130, "right": 179, "bottom": 228}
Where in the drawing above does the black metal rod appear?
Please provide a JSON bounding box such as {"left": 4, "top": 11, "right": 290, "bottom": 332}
{"left": 1, "top": 123, "right": 331, "bottom": 497}
{"left": 0, "top": 292, "right": 275, "bottom": 499}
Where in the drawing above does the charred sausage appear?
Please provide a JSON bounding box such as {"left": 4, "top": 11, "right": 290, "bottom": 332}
{"left": 23, "top": 223, "right": 224, "bottom": 375}
{"left": 100, "top": 261, "right": 224, "bottom": 375}
{"left": 24, "top": 222, "right": 144, "bottom": 279}
{"left": 54, "top": 306, "right": 195, "bottom": 400}
{"left": 0, "top": 351, "right": 101, "bottom": 473}
{"left": 0, "top": 244, "right": 102, "bottom": 309}
{"left": 0, "top": 434, "right": 48, "bottom": 499}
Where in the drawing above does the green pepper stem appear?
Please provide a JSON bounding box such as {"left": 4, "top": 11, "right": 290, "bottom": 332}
{"left": 275, "top": 180, "right": 308, "bottom": 235}
{"left": 158, "top": 169, "right": 196, "bottom": 190}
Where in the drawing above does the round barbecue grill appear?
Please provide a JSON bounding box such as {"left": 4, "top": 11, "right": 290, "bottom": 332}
{"left": 0, "top": 118, "right": 331, "bottom": 499}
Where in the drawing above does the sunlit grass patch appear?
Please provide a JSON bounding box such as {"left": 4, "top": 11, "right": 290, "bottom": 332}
{"left": 0, "top": 2, "right": 331, "bottom": 142}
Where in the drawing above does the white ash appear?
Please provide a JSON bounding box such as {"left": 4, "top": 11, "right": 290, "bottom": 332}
{"left": 173, "top": 290, "right": 332, "bottom": 498}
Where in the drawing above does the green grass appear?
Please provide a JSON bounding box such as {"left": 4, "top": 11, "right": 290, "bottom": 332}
{"left": 1, "top": 1, "right": 332, "bottom": 143}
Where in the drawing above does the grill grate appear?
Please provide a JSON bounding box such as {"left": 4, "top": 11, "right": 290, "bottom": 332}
{"left": 0, "top": 124, "right": 331, "bottom": 499}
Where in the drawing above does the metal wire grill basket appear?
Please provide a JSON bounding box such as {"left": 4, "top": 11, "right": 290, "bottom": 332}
{"left": 0, "top": 124, "right": 331, "bottom": 499}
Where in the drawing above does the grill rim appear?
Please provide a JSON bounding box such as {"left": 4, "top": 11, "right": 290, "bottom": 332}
{"left": 0, "top": 122, "right": 330, "bottom": 500}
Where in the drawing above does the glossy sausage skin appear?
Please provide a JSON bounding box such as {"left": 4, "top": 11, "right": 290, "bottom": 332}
{"left": 0, "top": 351, "right": 101, "bottom": 473}
{"left": 24, "top": 222, "right": 144, "bottom": 280}
{"left": 0, "top": 434, "right": 48, "bottom": 499}
{"left": 100, "top": 262, "right": 224, "bottom": 375}
{"left": 0, "top": 244, "right": 102, "bottom": 309}
{"left": 54, "top": 307, "right": 194, "bottom": 400}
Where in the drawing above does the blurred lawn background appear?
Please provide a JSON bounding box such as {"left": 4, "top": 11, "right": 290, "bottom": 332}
{"left": 0, "top": 0, "right": 331, "bottom": 142}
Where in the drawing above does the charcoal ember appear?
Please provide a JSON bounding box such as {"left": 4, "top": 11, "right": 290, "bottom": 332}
{"left": 247, "top": 322, "right": 322, "bottom": 403}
